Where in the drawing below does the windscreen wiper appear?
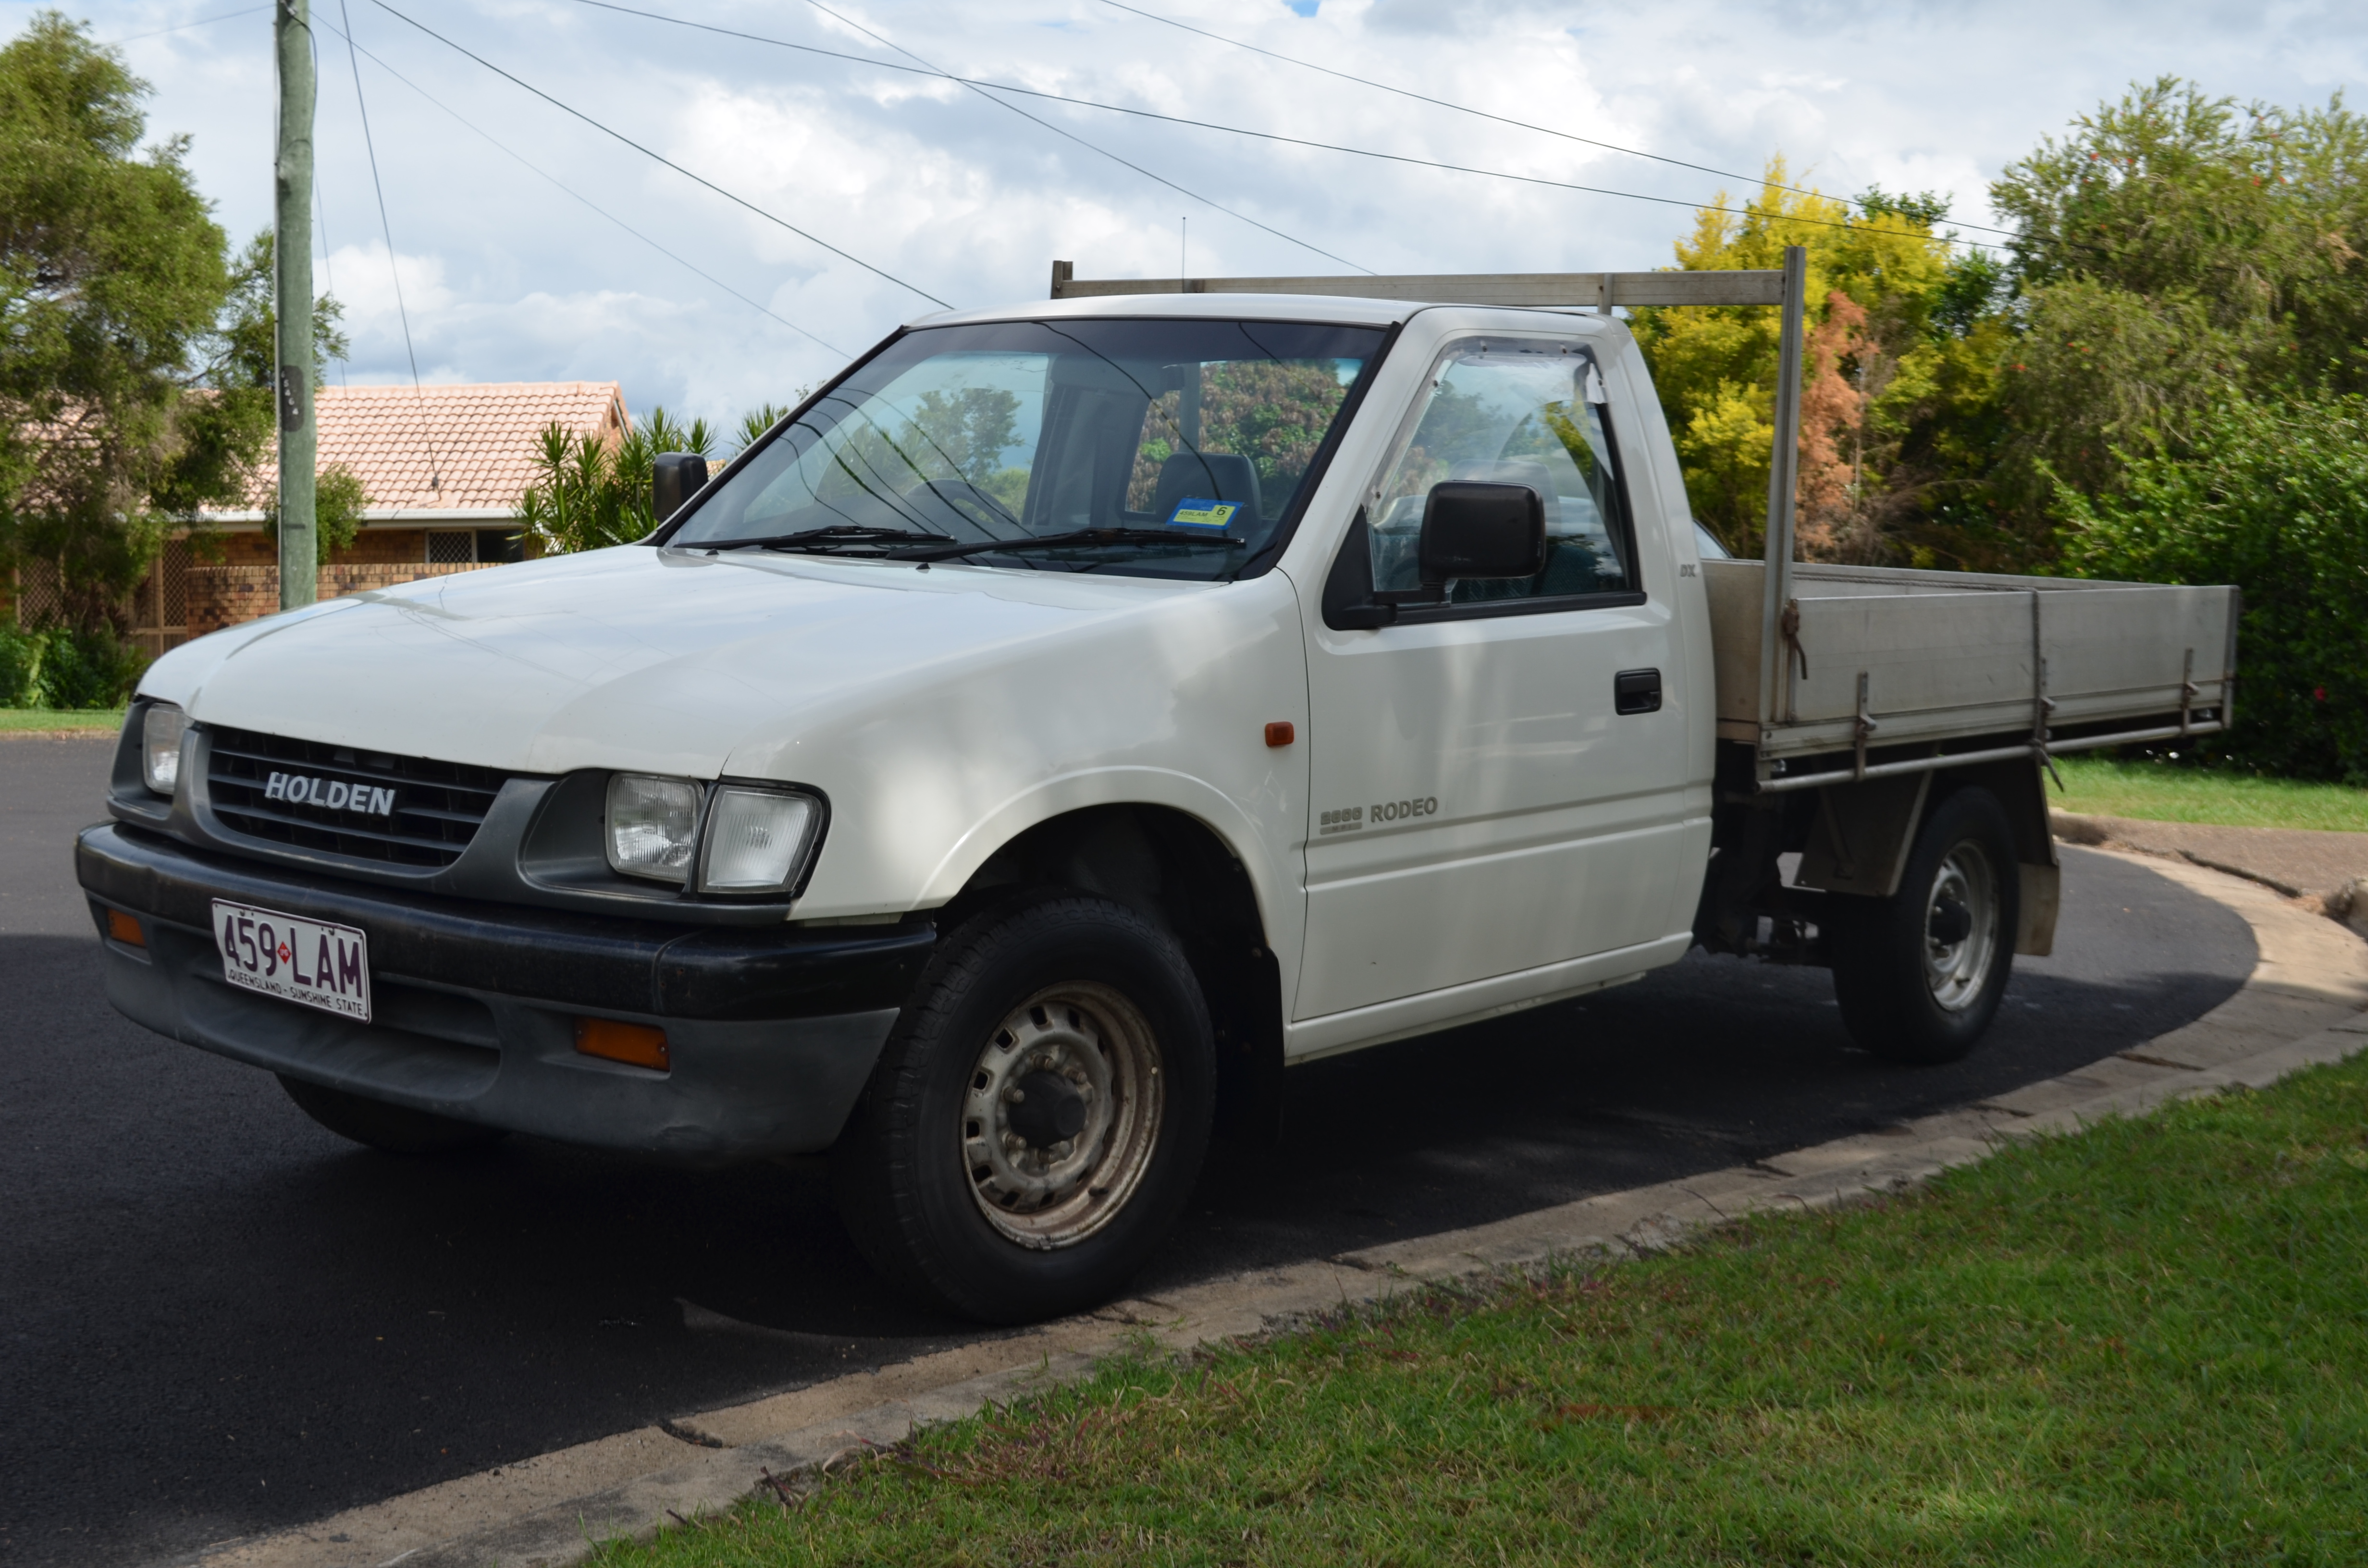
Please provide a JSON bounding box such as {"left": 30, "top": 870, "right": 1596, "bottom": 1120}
{"left": 698, "top": 525, "right": 948, "bottom": 553}
{"left": 888, "top": 528, "right": 1246, "bottom": 563}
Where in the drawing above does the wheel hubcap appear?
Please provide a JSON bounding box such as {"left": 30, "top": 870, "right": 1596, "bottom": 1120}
{"left": 961, "top": 982, "right": 1163, "bottom": 1250}
{"left": 1924, "top": 843, "right": 2000, "bottom": 1012}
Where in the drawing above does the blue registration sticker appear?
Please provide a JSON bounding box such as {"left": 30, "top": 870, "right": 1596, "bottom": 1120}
{"left": 1165, "top": 497, "right": 1242, "bottom": 531}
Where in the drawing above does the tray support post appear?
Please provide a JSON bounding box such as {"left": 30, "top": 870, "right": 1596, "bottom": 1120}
{"left": 1757, "top": 245, "right": 1808, "bottom": 738}
{"left": 2030, "top": 589, "right": 2062, "bottom": 788}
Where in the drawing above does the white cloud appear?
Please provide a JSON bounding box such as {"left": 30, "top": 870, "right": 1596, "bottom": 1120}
{"left": 16, "top": 0, "right": 2362, "bottom": 428}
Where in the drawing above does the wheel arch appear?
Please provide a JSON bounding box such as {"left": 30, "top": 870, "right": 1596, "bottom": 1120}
{"left": 1798, "top": 757, "right": 2060, "bottom": 956}
{"left": 930, "top": 797, "right": 1288, "bottom": 1150}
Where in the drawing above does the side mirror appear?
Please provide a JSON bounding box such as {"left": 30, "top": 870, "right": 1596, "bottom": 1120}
{"left": 652, "top": 452, "right": 710, "bottom": 524}
{"left": 1418, "top": 481, "right": 1546, "bottom": 585}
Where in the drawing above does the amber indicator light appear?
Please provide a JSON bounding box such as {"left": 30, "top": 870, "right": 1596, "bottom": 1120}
{"left": 575, "top": 1017, "right": 669, "bottom": 1071}
{"left": 105, "top": 908, "right": 146, "bottom": 947}
{"left": 1264, "top": 721, "right": 1295, "bottom": 747}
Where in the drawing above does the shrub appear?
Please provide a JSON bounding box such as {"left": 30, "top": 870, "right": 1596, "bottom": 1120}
{"left": 11, "top": 624, "right": 149, "bottom": 710}
{"left": 0, "top": 624, "right": 47, "bottom": 707}
{"left": 2056, "top": 390, "right": 2368, "bottom": 782}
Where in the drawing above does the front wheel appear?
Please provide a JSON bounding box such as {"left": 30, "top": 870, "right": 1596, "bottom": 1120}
{"left": 831, "top": 894, "right": 1215, "bottom": 1323}
{"left": 1829, "top": 785, "right": 2019, "bottom": 1065}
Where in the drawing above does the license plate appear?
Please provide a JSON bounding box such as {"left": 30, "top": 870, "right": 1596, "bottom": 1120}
{"left": 211, "top": 900, "right": 372, "bottom": 1023}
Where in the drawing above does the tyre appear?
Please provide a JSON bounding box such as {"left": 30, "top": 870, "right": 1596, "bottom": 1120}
{"left": 832, "top": 894, "right": 1216, "bottom": 1323}
{"left": 1829, "top": 785, "right": 2019, "bottom": 1066}
{"left": 277, "top": 1075, "right": 507, "bottom": 1155}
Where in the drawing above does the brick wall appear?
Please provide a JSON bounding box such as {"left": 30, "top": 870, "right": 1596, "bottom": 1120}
{"left": 187, "top": 562, "right": 497, "bottom": 636}
{"left": 211, "top": 529, "right": 435, "bottom": 566}
{"left": 333, "top": 529, "right": 433, "bottom": 564}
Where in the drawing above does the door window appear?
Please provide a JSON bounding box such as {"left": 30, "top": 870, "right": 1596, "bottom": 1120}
{"left": 1368, "top": 339, "right": 1636, "bottom": 605}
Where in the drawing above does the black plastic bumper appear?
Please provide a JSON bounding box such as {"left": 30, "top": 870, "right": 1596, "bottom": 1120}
{"left": 77, "top": 823, "right": 936, "bottom": 1160}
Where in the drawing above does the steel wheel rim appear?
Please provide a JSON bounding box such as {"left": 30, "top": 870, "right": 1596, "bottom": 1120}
{"left": 961, "top": 982, "right": 1164, "bottom": 1250}
{"left": 1924, "top": 841, "right": 2000, "bottom": 1012}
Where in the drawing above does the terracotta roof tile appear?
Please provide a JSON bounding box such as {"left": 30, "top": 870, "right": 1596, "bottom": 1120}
{"left": 235, "top": 381, "right": 629, "bottom": 514}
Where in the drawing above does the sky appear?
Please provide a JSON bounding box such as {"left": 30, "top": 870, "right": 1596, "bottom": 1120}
{"left": 15, "top": 0, "right": 2366, "bottom": 427}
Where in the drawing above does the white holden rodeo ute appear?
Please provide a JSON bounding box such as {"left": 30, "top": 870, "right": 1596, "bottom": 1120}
{"left": 80, "top": 255, "right": 2236, "bottom": 1323}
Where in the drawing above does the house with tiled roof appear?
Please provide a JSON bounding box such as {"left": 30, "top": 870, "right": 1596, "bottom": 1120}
{"left": 11, "top": 381, "right": 629, "bottom": 653}
{"left": 218, "top": 381, "right": 629, "bottom": 553}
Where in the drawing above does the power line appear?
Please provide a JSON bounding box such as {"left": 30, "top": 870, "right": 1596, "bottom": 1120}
{"left": 780, "top": 0, "right": 1369, "bottom": 274}
{"left": 363, "top": 0, "right": 952, "bottom": 307}
{"left": 315, "top": 176, "right": 345, "bottom": 386}
{"left": 103, "top": 4, "right": 269, "bottom": 45}
{"left": 567, "top": 0, "right": 1366, "bottom": 267}
{"left": 311, "top": 11, "right": 847, "bottom": 356}
{"left": 305, "top": 27, "right": 347, "bottom": 387}
{"left": 557, "top": 0, "right": 2006, "bottom": 255}
{"left": 964, "top": 77, "right": 2009, "bottom": 253}
{"left": 339, "top": 0, "right": 444, "bottom": 491}
{"left": 1094, "top": 0, "right": 2019, "bottom": 240}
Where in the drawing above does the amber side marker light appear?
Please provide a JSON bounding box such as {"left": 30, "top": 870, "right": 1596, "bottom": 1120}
{"left": 575, "top": 1017, "right": 669, "bottom": 1071}
{"left": 1264, "top": 721, "right": 1295, "bottom": 747}
{"left": 106, "top": 908, "right": 146, "bottom": 947}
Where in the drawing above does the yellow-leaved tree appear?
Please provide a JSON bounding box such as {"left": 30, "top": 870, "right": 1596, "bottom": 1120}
{"left": 1628, "top": 161, "right": 2010, "bottom": 566}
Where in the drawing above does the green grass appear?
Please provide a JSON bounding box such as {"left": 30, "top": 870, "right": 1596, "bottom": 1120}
{"left": 0, "top": 708, "right": 123, "bottom": 734}
{"left": 607, "top": 1056, "right": 2368, "bottom": 1567}
{"left": 2053, "top": 754, "right": 2368, "bottom": 833}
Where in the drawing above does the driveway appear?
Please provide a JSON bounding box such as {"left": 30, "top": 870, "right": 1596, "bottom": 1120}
{"left": 0, "top": 734, "right": 2254, "bottom": 1567}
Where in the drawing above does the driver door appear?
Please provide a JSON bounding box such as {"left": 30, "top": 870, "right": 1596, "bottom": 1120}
{"left": 1295, "top": 332, "right": 1695, "bottom": 1022}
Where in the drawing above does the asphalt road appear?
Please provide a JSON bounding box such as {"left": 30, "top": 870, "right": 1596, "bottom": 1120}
{"left": 0, "top": 735, "right": 2255, "bottom": 1567}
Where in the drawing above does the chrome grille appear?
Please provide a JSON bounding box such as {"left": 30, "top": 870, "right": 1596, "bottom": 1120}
{"left": 204, "top": 726, "right": 510, "bottom": 869}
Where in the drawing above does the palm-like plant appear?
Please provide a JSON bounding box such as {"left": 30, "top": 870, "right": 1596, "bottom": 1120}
{"left": 730, "top": 403, "right": 796, "bottom": 456}
{"left": 517, "top": 406, "right": 716, "bottom": 553}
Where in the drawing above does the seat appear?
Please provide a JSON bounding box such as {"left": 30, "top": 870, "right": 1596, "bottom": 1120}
{"left": 1149, "top": 452, "right": 1262, "bottom": 528}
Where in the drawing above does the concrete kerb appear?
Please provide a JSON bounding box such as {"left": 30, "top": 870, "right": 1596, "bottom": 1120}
{"left": 2051, "top": 807, "right": 2368, "bottom": 940}
{"left": 194, "top": 846, "right": 2368, "bottom": 1568}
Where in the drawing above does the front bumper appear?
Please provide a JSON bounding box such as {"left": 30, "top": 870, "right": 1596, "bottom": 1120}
{"left": 77, "top": 823, "right": 936, "bottom": 1160}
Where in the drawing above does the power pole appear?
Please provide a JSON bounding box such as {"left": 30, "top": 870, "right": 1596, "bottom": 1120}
{"left": 274, "top": 0, "right": 317, "bottom": 610}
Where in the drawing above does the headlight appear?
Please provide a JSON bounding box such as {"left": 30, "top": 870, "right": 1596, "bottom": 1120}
{"left": 605, "top": 773, "right": 702, "bottom": 882}
{"left": 141, "top": 704, "right": 188, "bottom": 796}
{"left": 699, "top": 786, "right": 819, "bottom": 893}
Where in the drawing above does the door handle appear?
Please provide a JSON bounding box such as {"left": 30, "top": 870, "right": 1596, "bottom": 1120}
{"left": 1615, "top": 668, "right": 1663, "bottom": 715}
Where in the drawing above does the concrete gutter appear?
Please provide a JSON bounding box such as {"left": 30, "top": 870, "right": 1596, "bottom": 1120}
{"left": 194, "top": 848, "right": 2368, "bottom": 1568}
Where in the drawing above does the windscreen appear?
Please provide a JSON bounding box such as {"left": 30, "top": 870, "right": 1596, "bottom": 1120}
{"left": 667, "top": 318, "right": 1387, "bottom": 579}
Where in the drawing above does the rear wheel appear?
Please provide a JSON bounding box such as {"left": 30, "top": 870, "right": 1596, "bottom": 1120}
{"left": 1829, "top": 786, "right": 2018, "bottom": 1065}
{"left": 277, "top": 1075, "right": 506, "bottom": 1155}
{"left": 832, "top": 894, "right": 1215, "bottom": 1323}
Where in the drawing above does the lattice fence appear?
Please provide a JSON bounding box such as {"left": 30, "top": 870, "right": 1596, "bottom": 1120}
{"left": 12, "top": 542, "right": 193, "bottom": 657}
{"left": 127, "top": 538, "right": 192, "bottom": 658}
{"left": 11, "top": 557, "right": 64, "bottom": 630}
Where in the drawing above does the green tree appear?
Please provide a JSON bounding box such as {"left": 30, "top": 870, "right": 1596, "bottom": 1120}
{"left": 209, "top": 230, "right": 356, "bottom": 551}
{"left": 2056, "top": 392, "right": 2368, "bottom": 782}
{"left": 0, "top": 13, "right": 269, "bottom": 633}
{"left": 1627, "top": 161, "right": 2006, "bottom": 565}
{"left": 1990, "top": 79, "right": 2368, "bottom": 549}
{"left": 260, "top": 463, "right": 369, "bottom": 557}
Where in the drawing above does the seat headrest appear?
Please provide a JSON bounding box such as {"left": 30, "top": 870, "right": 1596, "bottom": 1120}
{"left": 1151, "top": 452, "right": 1262, "bottom": 527}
